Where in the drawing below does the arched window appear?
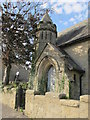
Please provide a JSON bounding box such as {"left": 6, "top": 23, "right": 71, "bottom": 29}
{"left": 50, "top": 32, "right": 52, "bottom": 42}
{"left": 47, "top": 66, "right": 56, "bottom": 92}
{"left": 73, "top": 74, "right": 76, "bottom": 83}
{"left": 41, "top": 31, "right": 43, "bottom": 39}
{"left": 45, "top": 31, "right": 47, "bottom": 40}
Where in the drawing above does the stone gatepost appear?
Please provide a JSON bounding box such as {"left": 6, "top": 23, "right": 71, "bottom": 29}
{"left": 25, "top": 90, "right": 34, "bottom": 117}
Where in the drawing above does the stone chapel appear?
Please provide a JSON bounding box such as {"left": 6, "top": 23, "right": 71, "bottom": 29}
{"left": 33, "top": 11, "right": 90, "bottom": 100}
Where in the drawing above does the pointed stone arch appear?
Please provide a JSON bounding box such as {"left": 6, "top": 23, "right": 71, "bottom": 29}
{"left": 34, "top": 55, "right": 60, "bottom": 93}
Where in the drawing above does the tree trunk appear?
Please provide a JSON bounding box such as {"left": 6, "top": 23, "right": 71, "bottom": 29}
{"left": 3, "top": 64, "right": 11, "bottom": 85}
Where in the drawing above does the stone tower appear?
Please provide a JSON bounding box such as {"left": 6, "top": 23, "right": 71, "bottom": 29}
{"left": 36, "top": 11, "right": 57, "bottom": 57}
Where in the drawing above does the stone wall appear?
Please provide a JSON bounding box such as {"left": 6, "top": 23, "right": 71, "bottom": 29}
{"left": 34, "top": 43, "right": 81, "bottom": 99}
{"left": 2, "top": 64, "right": 29, "bottom": 83}
{"left": 34, "top": 43, "right": 70, "bottom": 97}
{"left": 0, "top": 88, "right": 89, "bottom": 118}
{"left": 0, "top": 87, "right": 16, "bottom": 109}
{"left": 64, "top": 40, "right": 89, "bottom": 95}
{"left": 25, "top": 90, "right": 90, "bottom": 118}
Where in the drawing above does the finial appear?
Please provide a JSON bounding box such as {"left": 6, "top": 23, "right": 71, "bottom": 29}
{"left": 46, "top": 9, "right": 49, "bottom": 14}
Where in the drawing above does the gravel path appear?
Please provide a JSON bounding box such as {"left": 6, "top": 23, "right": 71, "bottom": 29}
{"left": 1, "top": 103, "right": 28, "bottom": 118}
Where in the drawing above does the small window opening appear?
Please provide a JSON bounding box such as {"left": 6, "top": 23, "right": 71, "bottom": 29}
{"left": 50, "top": 32, "right": 52, "bottom": 42}
{"left": 45, "top": 31, "right": 47, "bottom": 40}
{"left": 41, "top": 31, "right": 43, "bottom": 39}
{"left": 74, "top": 74, "right": 76, "bottom": 82}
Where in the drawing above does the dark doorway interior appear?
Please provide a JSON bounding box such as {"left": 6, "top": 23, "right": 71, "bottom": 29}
{"left": 15, "top": 86, "right": 26, "bottom": 110}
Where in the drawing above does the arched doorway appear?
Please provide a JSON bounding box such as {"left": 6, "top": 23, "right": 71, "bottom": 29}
{"left": 47, "top": 66, "right": 56, "bottom": 92}
{"left": 35, "top": 56, "right": 60, "bottom": 94}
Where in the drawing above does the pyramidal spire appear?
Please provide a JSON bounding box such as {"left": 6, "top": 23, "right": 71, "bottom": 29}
{"left": 41, "top": 10, "right": 52, "bottom": 23}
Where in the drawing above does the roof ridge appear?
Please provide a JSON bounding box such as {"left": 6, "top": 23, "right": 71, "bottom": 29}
{"left": 58, "top": 19, "right": 88, "bottom": 37}
{"left": 57, "top": 47, "right": 85, "bottom": 72}
{"left": 56, "top": 19, "right": 88, "bottom": 46}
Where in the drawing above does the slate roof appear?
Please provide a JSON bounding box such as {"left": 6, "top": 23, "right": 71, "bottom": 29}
{"left": 56, "top": 20, "right": 89, "bottom": 46}
{"left": 58, "top": 47, "right": 85, "bottom": 73}
{"left": 35, "top": 43, "right": 85, "bottom": 73}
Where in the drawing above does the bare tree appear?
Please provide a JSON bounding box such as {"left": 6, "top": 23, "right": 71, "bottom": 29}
{"left": 1, "top": 1, "right": 49, "bottom": 85}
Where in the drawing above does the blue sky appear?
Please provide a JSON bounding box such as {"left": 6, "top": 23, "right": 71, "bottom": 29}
{"left": 0, "top": 0, "right": 89, "bottom": 32}
{"left": 40, "top": 1, "right": 89, "bottom": 32}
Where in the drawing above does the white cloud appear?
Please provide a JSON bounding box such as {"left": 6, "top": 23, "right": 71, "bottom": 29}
{"left": 52, "top": 3, "right": 63, "bottom": 14}
{"left": 55, "top": 8, "right": 63, "bottom": 14}
{"left": 49, "top": 0, "right": 56, "bottom": 5}
{"left": 72, "top": 3, "right": 83, "bottom": 13}
{"left": 63, "top": 3, "right": 88, "bottom": 14}
{"left": 69, "top": 18, "right": 75, "bottom": 22}
{"left": 0, "top": 0, "right": 89, "bottom": 2}
{"left": 63, "top": 3, "right": 72, "bottom": 14}
{"left": 41, "top": 2, "right": 48, "bottom": 8}
{"left": 49, "top": 0, "right": 89, "bottom": 3}
{"left": 51, "top": 2, "right": 88, "bottom": 27}
{"left": 69, "top": 17, "right": 77, "bottom": 25}
{"left": 51, "top": 2, "right": 88, "bottom": 15}
{"left": 59, "top": 20, "right": 63, "bottom": 23}
{"left": 54, "top": 7, "right": 63, "bottom": 14}
{"left": 85, "top": 10, "right": 88, "bottom": 18}
{"left": 64, "top": 21, "right": 68, "bottom": 25}
{"left": 73, "top": 21, "right": 77, "bottom": 25}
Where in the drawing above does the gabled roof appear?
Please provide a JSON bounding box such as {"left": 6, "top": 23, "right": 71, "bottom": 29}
{"left": 56, "top": 20, "right": 89, "bottom": 47}
{"left": 35, "top": 43, "right": 84, "bottom": 73}
{"left": 57, "top": 47, "right": 85, "bottom": 73}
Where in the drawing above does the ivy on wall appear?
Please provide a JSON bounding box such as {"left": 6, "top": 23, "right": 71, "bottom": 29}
{"left": 28, "top": 73, "right": 34, "bottom": 90}
{"left": 58, "top": 73, "right": 72, "bottom": 99}
{"left": 38, "top": 75, "right": 46, "bottom": 95}
{"left": 58, "top": 73, "right": 65, "bottom": 93}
